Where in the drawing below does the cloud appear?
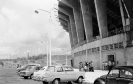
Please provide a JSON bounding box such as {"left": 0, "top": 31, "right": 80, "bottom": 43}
{"left": 0, "top": 0, "right": 71, "bottom": 59}
{"left": 1, "top": 7, "right": 20, "bottom": 20}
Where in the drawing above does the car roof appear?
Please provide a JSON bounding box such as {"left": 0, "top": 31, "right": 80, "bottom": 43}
{"left": 114, "top": 66, "right": 133, "bottom": 69}
{"left": 47, "top": 65, "right": 71, "bottom": 67}
{"left": 27, "top": 64, "right": 41, "bottom": 66}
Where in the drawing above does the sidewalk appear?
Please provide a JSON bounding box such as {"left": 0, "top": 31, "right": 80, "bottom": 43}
{"left": 73, "top": 69, "right": 108, "bottom": 84}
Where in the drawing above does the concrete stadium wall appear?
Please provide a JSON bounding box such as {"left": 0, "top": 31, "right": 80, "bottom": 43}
{"left": 72, "top": 34, "right": 127, "bottom": 69}
{"left": 73, "top": 42, "right": 133, "bottom": 70}
{"left": 126, "top": 47, "right": 133, "bottom": 65}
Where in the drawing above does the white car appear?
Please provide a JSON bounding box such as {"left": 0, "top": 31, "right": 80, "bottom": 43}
{"left": 33, "top": 65, "right": 85, "bottom": 84}
{"left": 33, "top": 66, "right": 48, "bottom": 79}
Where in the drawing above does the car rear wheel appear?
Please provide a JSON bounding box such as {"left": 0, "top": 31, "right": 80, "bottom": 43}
{"left": 53, "top": 79, "right": 60, "bottom": 84}
{"left": 30, "top": 74, "right": 33, "bottom": 79}
{"left": 77, "top": 76, "right": 83, "bottom": 83}
{"left": 24, "top": 76, "right": 28, "bottom": 79}
{"left": 67, "top": 81, "right": 72, "bottom": 84}
{"left": 95, "top": 81, "right": 100, "bottom": 84}
{"left": 42, "top": 81, "right": 48, "bottom": 84}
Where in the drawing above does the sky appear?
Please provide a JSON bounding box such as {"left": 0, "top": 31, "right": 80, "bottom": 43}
{"left": 0, "top": 0, "right": 71, "bottom": 59}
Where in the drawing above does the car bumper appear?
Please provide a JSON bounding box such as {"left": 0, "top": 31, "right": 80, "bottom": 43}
{"left": 32, "top": 76, "right": 47, "bottom": 82}
{"left": 19, "top": 73, "right": 28, "bottom": 77}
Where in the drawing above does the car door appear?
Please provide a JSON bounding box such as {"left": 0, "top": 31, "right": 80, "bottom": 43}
{"left": 56, "top": 67, "right": 66, "bottom": 81}
{"left": 106, "top": 69, "right": 119, "bottom": 84}
{"left": 117, "top": 69, "right": 132, "bottom": 84}
{"left": 63, "top": 66, "right": 76, "bottom": 81}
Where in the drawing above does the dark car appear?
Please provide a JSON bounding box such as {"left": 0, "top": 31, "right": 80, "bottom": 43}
{"left": 17, "top": 64, "right": 41, "bottom": 74}
{"left": 94, "top": 66, "right": 133, "bottom": 84}
{"left": 19, "top": 65, "right": 42, "bottom": 79}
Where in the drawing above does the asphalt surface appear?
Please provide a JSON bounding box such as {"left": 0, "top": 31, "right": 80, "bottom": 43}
{"left": 0, "top": 66, "right": 42, "bottom": 84}
{"left": 0, "top": 66, "right": 91, "bottom": 84}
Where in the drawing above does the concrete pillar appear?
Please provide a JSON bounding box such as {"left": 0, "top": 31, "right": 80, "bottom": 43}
{"left": 68, "top": 22, "right": 74, "bottom": 48}
{"left": 58, "top": 14, "right": 74, "bottom": 48}
{"left": 61, "top": 22, "right": 74, "bottom": 48}
{"left": 123, "top": 0, "right": 132, "bottom": 18}
{"left": 94, "top": 0, "right": 108, "bottom": 38}
{"left": 71, "top": 0, "right": 86, "bottom": 43}
{"left": 58, "top": 7, "right": 78, "bottom": 46}
{"left": 69, "top": 17, "right": 78, "bottom": 46}
{"left": 79, "top": 0, "right": 93, "bottom": 42}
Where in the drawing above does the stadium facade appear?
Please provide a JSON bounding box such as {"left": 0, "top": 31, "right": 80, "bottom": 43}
{"left": 57, "top": 0, "right": 133, "bottom": 69}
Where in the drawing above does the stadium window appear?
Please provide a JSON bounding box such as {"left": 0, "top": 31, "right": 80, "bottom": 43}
{"left": 119, "top": 42, "right": 124, "bottom": 48}
{"left": 102, "top": 46, "right": 106, "bottom": 50}
{"left": 110, "top": 44, "right": 114, "bottom": 50}
{"left": 87, "top": 49, "right": 91, "bottom": 53}
{"left": 105, "top": 45, "right": 109, "bottom": 50}
{"left": 92, "top": 48, "right": 94, "bottom": 52}
{"left": 114, "top": 43, "right": 119, "bottom": 49}
{"left": 97, "top": 47, "right": 100, "bottom": 52}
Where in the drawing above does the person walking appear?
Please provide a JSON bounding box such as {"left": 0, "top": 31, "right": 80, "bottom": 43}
{"left": 108, "top": 61, "right": 112, "bottom": 70}
{"left": 79, "top": 62, "right": 82, "bottom": 71}
{"left": 90, "top": 61, "right": 94, "bottom": 72}
{"left": 104, "top": 61, "right": 108, "bottom": 70}
{"left": 112, "top": 62, "right": 115, "bottom": 68}
{"left": 86, "top": 62, "right": 89, "bottom": 71}
{"left": 102, "top": 62, "right": 105, "bottom": 70}
{"left": 84, "top": 62, "right": 88, "bottom": 72}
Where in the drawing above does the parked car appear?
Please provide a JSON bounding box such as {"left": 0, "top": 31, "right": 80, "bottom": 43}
{"left": 18, "top": 64, "right": 42, "bottom": 79}
{"left": 94, "top": 66, "right": 133, "bottom": 84}
{"left": 32, "top": 65, "right": 85, "bottom": 84}
{"left": 17, "top": 64, "right": 41, "bottom": 73}
{"left": 33, "top": 66, "right": 48, "bottom": 78}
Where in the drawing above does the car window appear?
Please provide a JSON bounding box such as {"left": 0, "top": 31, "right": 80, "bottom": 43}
{"left": 36, "top": 67, "right": 40, "bottom": 70}
{"left": 27, "top": 65, "right": 36, "bottom": 70}
{"left": 120, "top": 69, "right": 132, "bottom": 78}
{"left": 40, "top": 67, "right": 45, "bottom": 70}
{"left": 108, "top": 69, "right": 119, "bottom": 77}
{"left": 21, "top": 65, "right": 28, "bottom": 69}
{"left": 63, "top": 67, "right": 73, "bottom": 71}
{"left": 46, "top": 66, "right": 55, "bottom": 72}
{"left": 57, "top": 67, "right": 63, "bottom": 72}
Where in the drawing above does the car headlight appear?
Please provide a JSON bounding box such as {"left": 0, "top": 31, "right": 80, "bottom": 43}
{"left": 42, "top": 76, "right": 47, "bottom": 81}
{"left": 129, "top": 82, "right": 133, "bottom": 84}
{"left": 101, "top": 81, "right": 105, "bottom": 84}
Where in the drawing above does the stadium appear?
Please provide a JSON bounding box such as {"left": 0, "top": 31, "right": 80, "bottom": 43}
{"left": 57, "top": 0, "right": 133, "bottom": 69}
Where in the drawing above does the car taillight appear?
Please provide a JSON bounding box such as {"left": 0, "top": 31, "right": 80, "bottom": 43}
{"left": 129, "top": 82, "right": 133, "bottom": 84}
{"left": 21, "top": 72, "right": 25, "bottom": 74}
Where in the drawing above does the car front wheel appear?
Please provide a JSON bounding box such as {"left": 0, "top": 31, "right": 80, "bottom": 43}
{"left": 77, "top": 76, "right": 83, "bottom": 83}
{"left": 94, "top": 81, "right": 101, "bottom": 84}
{"left": 95, "top": 81, "right": 100, "bottom": 84}
{"left": 53, "top": 79, "right": 60, "bottom": 84}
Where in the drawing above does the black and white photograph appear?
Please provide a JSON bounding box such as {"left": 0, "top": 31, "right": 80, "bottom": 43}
{"left": 0, "top": 0, "right": 133, "bottom": 84}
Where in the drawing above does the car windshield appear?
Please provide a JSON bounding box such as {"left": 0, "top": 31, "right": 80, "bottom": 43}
{"left": 26, "top": 65, "right": 36, "bottom": 70}
{"left": 20, "top": 65, "right": 28, "bottom": 69}
{"left": 63, "top": 66, "right": 73, "bottom": 71}
{"left": 46, "top": 66, "right": 55, "bottom": 72}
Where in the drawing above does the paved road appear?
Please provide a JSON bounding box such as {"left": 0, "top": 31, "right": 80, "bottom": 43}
{"left": 0, "top": 66, "right": 91, "bottom": 84}
{"left": 0, "top": 66, "right": 42, "bottom": 84}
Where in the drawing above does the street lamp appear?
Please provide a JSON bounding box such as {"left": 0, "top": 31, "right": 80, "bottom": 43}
{"left": 62, "top": 49, "right": 68, "bottom": 65}
{"left": 35, "top": 9, "right": 52, "bottom": 66}
{"left": 41, "top": 41, "right": 49, "bottom": 66}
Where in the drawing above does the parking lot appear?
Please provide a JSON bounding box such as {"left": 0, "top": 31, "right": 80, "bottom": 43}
{"left": 0, "top": 66, "right": 92, "bottom": 84}
{"left": 0, "top": 66, "right": 42, "bottom": 84}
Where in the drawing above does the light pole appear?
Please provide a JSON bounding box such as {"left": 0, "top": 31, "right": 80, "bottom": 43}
{"left": 35, "top": 9, "right": 52, "bottom": 66}
{"left": 65, "top": 50, "right": 68, "bottom": 66}
{"left": 41, "top": 41, "right": 49, "bottom": 66}
{"left": 62, "top": 49, "right": 68, "bottom": 65}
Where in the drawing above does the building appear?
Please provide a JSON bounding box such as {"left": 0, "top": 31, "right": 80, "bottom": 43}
{"left": 57, "top": 0, "right": 133, "bottom": 69}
